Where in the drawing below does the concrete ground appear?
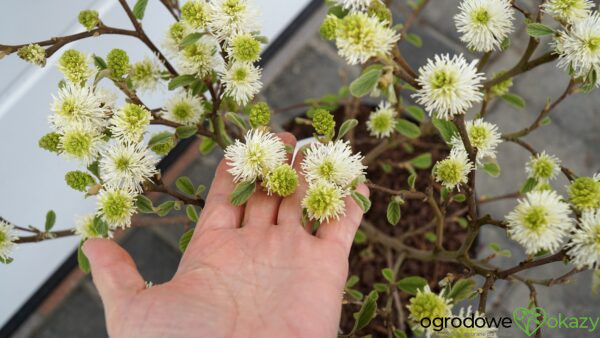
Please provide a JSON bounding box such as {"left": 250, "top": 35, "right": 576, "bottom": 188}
{"left": 12, "top": 1, "right": 600, "bottom": 337}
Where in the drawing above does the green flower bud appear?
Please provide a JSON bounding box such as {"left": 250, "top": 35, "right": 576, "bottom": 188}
{"left": 490, "top": 72, "right": 513, "bottom": 97}
{"left": 65, "top": 170, "right": 96, "bottom": 192}
{"left": 249, "top": 102, "right": 271, "bottom": 127}
{"left": 320, "top": 15, "right": 339, "bottom": 40}
{"left": 38, "top": 132, "right": 61, "bottom": 153}
{"left": 58, "top": 49, "right": 91, "bottom": 83}
{"left": 107, "top": 48, "right": 130, "bottom": 79}
{"left": 17, "top": 44, "right": 46, "bottom": 66}
{"left": 408, "top": 287, "right": 451, "bottom": 328}
{"left": 150, "top": 131, "right": 176, "bottom": 155}
{"left": 264, "top": 164, "right": 298, "bottom": 197}
{"left": 569, "top": 176, "right": 600, "bottom": 210}
{"left": 312, "top": 108, "right": 336, "bottom": 137}
{"left": 368, "top": 0, "right": 392, "bottom": 23}
{"left": 231, "top": 34, "right": 261, "bottom": 62}
{"left": 181, "top": 0, "right": 210, "bottom": 28}
{"left": 78, "top": 10, "right": 100, "bottom": 31}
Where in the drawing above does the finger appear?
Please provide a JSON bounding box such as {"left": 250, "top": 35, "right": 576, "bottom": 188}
{"left": 243, "top": 132, "right": 296, "bottom": 226}
{"left": 277, "top": 147, "right": 309, "bottom": 229}
{"left": 194, "top": 159, "right": 244, "bottom": 236}
{"left": 317, "top": 184, "right": 369, "bottom": 255}
{"left": 83, "top": 239, "right": 144, "bottom": 311}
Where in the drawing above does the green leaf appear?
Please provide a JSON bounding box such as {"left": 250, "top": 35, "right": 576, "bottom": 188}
{"left": 541, "top": 116, "right": 551, "bottom": 126}
{"left": 395, "top": 119, "right": 421, "bottom": 139}
{"left": 409, "top": 153, "right": 432, "bottom": 169}
{"left": 425, "top": 231, "right": 437, "bottom": 243}
{"left": 432, "top": 117, "right": 458, "bottom": 143}
{"left": 179, "top": 228, "right": 194, "bottom": 253}
{"left": 482, "top": 162, "right": 501, "bottom": 177}
{"left": 225, "top": 112, "right": 248, "bottom": 132}
{"left": 351, "top": 191, "right": 371, "bottom": 213}
{"left": 526, "top": 23, "right": 555, "bottom": 37}
{"left": 136, "top": 195, "right": 154, "bottom": 213}
{"left": 346, "top": 275, "right": 360, "bottom": 288}
{"left": 373, "top": 283, "right": 389, "bottom": 292}
{"left": 347, "top": 289, "right": 364, "bottom": 301}
{"left": 407, "top": 173, "right": 417, "bottom": 189}
{"left": 501, "top": 93, "right": 525, "bottom": 109}
{"left": 132, "top": 0, "right": 149, "bottom": 19}
{"left": 78, "top": 241, "right": 90, "bottom": 273}
{"left": 92, "top": 55, "right": 107, "bottom": 70}
{"left": 405, "top": 105, "right": 426, "bottom": 122}
{"left": 381, "top": 268, "right": 394, "bottom": 283}
{"left": 176, "top": 176, "right": 195, "bottom": 195}
{"left": 352, "top": 291, "right": 379, "bottom": 332}
{"left": 447, "top": 278, "right": 477, "bottom": 304}
{"left": 87, "top": 161, "right": 100, "bottom": 179}
{"left": 349, "top": 65, "right": 383, "bottom": 97}
{"left": 393, "top": 330, "right": 408, "bottom": 338}
{"left": 156, "top": 200, "right": 176, "bottom": 217}
{"left": 230, "top": 181, "right": 256, "bottom": 206}
{"left": 199, "top": 137, "right": 217, "bottom": 155}
{"left": 336, "top": 119, "right": 358, "bottom": 140}
{"left": 148, "top": 131, "right": 173, "bottom": 147}
{"left": 520, "top": 177, "right": 538, "bottom": 193}
{"left": 45, "top": 210, "right": 56, "bottom": 232}
{"left": 186, "top": 205, "right": 199, "bottom": 222}
{"left": 179, "top": 32, "right": 204, "bottom": 48}
{"left": 354, "top": 229, "right": 367, "bottom": 244}
{"left": 386, "top": 200, "right": 401, "bottom": 226}
{"left": 195, "top": 184, "right": 206, "bottom": 197}
{"left": 405, "top": 33, "right": 423, "bottom": 47}
{"left": 93, "top": 216, "right": 109, "bottom": 237}
{"left": 396, "top": 276, "right": 427, "bottom": 295}
{"left": 0, "top": 256, "right": 14, "bottom": 264}
{"left": 453, "top": 194, "right": 466, "bottom": 202}
{"left": 176, "top": 125, "right": 198, "bottom": 139}
{"left": 168, "top": 74, "right": 197, "bottom": 90}
{"left": 500, "top": 37, "right": 511, "bottom": 51}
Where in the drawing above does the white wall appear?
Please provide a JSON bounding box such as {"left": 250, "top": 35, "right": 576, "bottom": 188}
{"left": 0, "top": 0, "right": 310, "bottom": 327}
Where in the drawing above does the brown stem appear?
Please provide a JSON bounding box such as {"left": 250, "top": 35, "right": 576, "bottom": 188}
{"left": 366, "top": 182, "right": 427, "bottom": 199}
{"left": 160, "top": 0, "right": 180, "bottom": 20}
{"left": 147, "top": 180, "right": 205, "bottom": 208}
{"left": 478, "top": 275, "right": 497, "bottom": 313}
{"left": 478, "top": 191, "right": 521, "bottom": 204}
{"left": 453, "top": 115, "right": 478, "bottom": 223}
{"left": 484, "top": 52, "right": 557, "bottom": 89}
{"left": 498, "top": 251, "right": 567, "bottom": 278}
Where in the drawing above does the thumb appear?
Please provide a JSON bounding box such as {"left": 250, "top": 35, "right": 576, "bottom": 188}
{"left": 83, "top": 239, "right": 145, "bottom": 310}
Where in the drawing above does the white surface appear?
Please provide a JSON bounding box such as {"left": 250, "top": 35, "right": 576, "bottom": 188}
{"left": 0, "top": 0, "right": 310, "bottom": 327}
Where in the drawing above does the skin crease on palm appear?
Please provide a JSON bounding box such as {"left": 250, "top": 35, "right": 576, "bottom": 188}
{"left": 83, "top": 132, "right": 369, "bottom": 338}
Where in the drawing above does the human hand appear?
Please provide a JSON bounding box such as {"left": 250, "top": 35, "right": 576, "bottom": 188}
{"left": 83, "top": 132, "right": 369, "bottom": 338}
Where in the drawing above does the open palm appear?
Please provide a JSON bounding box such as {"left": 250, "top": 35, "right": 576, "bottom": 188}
{"left": 83, "top": 133, "right": 368, "bottom": 338}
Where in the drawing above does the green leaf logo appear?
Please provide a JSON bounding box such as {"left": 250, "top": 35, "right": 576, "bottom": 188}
{"left": 513, "top": 307, "right": 546, "bottom": 336}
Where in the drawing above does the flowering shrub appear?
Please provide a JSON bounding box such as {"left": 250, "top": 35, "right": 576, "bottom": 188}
{"left": 1, "top": 0, "right": 600, "bottom": 336}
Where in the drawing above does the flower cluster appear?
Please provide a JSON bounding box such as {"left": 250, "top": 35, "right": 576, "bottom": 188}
{"left": 434, "top": 149, "right": 474, "bottom": 191}
{"left": 301, "top": 140, "right": 366, "bottom": 222}
{"left": 454, "top": 0, "right": 514, "bottom": 52}
{"left": 0, "top": 220, "right": 18, "bottom": 263}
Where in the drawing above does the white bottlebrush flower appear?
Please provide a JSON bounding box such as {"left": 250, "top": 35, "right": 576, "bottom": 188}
{"left": 164, "top": 91, "right": 204, "bottom": 125}
{"left": 0, "top": 220, "right": 18, "bottom": 262}
{"left": 59, "top": 123, "right": 104, "bottom": 165}
{"left": 332, "top": 0, "right": 380, "bottom": 12}
{"left": 556, "top": 12, "right": 600, "bottom": 84}
{"left": 209, "top": 0, "right": 260, "bottom": 40}
{"left": 131, "top": 57, "right": 162, "bottom": 92}
{"left": 567, "top": 209, "right": 600, "bottom": 269}
{"left": 526, "top": 151, "right": 561, "bottom": 182}
{"left": 413, "top": 54, "right": 485, "bottom": 120}
{"left": 454, "top": 0, "right": 514, "bottom": 52}
{"left": 49, "top": 83, "right": 108, "bottom": 131}
{"left": 450, "top": 118, "right": 501, "bottom": 163}
{"left": 301, "top": 140, "right": 366, "bottom": 188}
{"left": 542, "top": 0, "right": 595, "bottom": 24}
{"left": 366, "top": 101, "right": 397, "bottom": 138}
{"left": 301, "top": 180, "right": 347, "bottom": 223}
{"left": 162, "top": 21, "right": 194, "bottom": 54}
{"left": 95, "top": 87, "right": 118, "bottom": 111}
{"left": 407, "top": 285, "right": 452, "bottom": 336}
{"left": 75, "top": 214, "right": 111, "bottom": 240}
{"left": 221, "top": 61, "right": 262, "bottom": 106}
{"left": 335, "top": 12, "right": 400, "bottom": 65}
{"left": 178, "top": 35, "right": 224, "bottom": 77}
{"left": 109, "top": 103, "right": 153, "bottom": 144}
{"left": 433, "top": 149, "right": 474, "bottom": 190}
{"left": 97, "top": 188, "right": 138, "bottom": 229}
{"left": 437, "top": 306, "right": 497, "bottom": 337}
{"left": 506, "top": 190, "right": 573, "bottom": 255}
{"left": 100, "top": 142, "right": 158, "bottom": 192}
{"left": 224, "top": 129, "right": 287, "bottom": 183}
